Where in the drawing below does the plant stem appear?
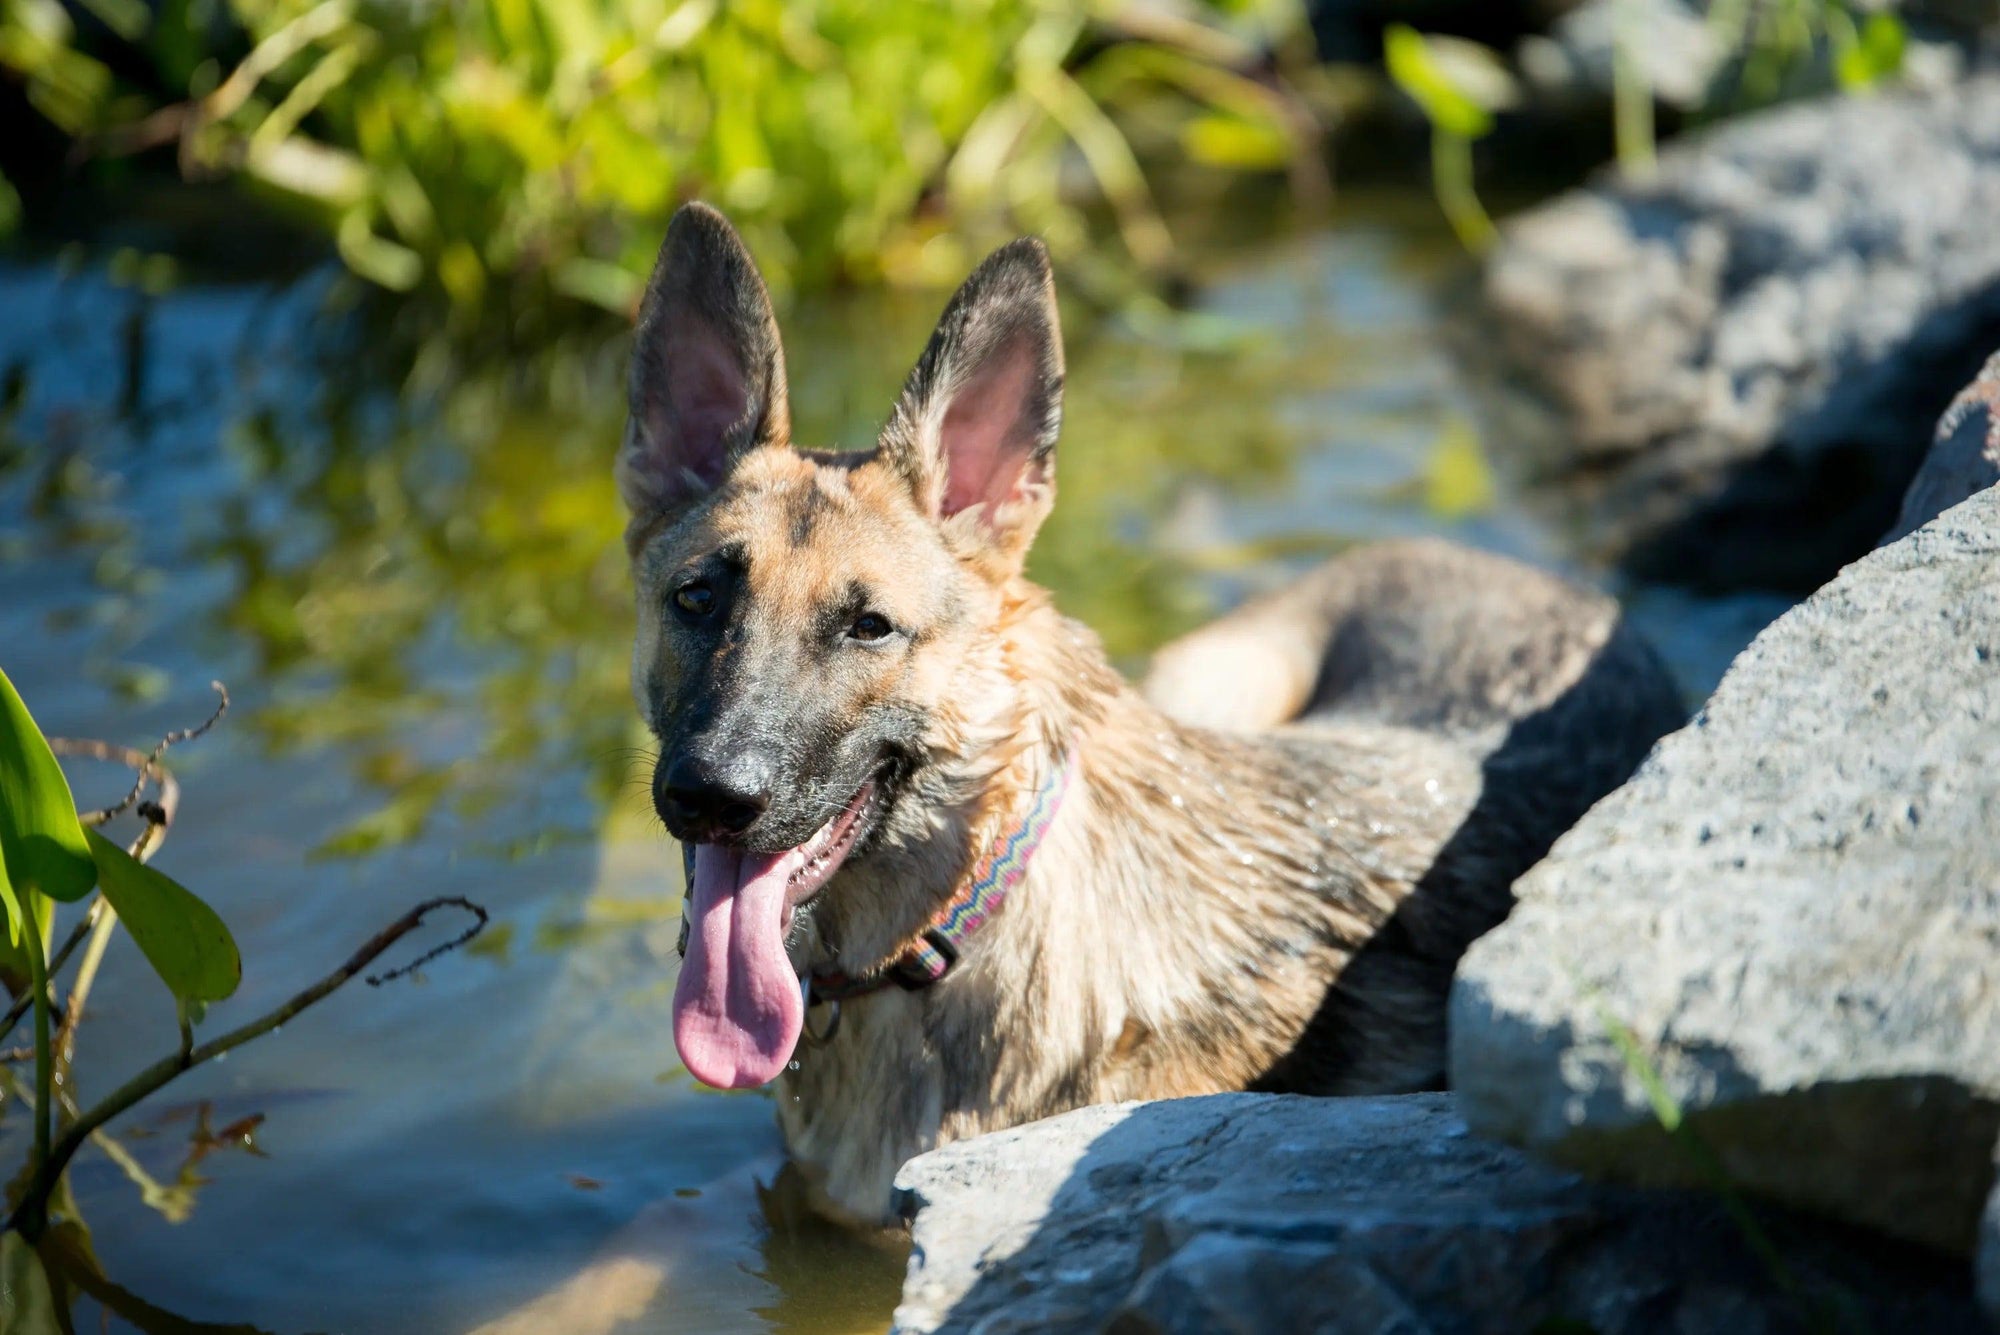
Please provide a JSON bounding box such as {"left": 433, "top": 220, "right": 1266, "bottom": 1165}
{"left": 4, "top": 896, "right": 486, "bottom": 1236}
{"left": 22, "top": 912, "right": 52, "bottom": 1239}
{"left": 1612, "top": 0, "right": 1658, "bottom": 178}
{"left": 53, "top": 900, "right": 120, "bottom": 1073}
{"left": 0, "top": 899, "right": 96, "bottom": 1046}
{"left": 1431, "top": 130, "right": 1495, "bottom": 254}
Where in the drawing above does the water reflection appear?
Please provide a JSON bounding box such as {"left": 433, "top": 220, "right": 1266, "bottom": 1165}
{"left": 0, "top": 198, "right": 1612, "bottom": 1334}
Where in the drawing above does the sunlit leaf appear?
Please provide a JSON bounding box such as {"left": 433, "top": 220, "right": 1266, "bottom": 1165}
{"left": 72, "top": 0, "right": 148, "bottom": 42}
{"left": 0, "top": 845, "right": 55, "bottom": 995}
{"left": 1423, "top": 421, "right": 1496, "bottom": 519}
{"left": 0, "top": 1233, "right": 63, "bottom": 1335}
{"left": 1180, "top": 113, "right": 1290, "bottom": 170}
{"left": 336, "top": 210, "right": 423, "bottom": 292}
{"left": 1384, "top": 25, "right": 1499, "bottom": 141}
{"left": 1835, "top": 12, "right": 1906, "bottom": 91}
{"left": 85, "top": 828, "right": 241, "bottom": 1004}
{"left": 0, "top": 667, "right": 97, "bottom": 907}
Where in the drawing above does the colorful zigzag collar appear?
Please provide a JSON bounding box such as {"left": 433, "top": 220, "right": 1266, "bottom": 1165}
{"left": 810, "top": 748, "right": 1079, "bottom": 1004}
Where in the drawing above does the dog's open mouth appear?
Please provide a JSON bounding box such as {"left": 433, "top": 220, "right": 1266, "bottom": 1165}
{"left": 672, "top": 777, "right": 881, "bottom": 1091}
{"left": 781, "top": 777, "right": 881, "bottom": 922}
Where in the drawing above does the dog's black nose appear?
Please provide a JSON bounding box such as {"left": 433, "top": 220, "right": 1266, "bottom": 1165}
{"left": 655, "top": 752, "right": 770, "bottom": 841}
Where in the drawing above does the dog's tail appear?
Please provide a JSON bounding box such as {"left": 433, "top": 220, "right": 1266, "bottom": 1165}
{"left": 1140, "top": 538, "right": 1680, "bottom": 745}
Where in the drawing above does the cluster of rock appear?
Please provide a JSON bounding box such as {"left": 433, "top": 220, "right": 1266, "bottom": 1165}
{"left": 886, "top": 77, "right": 2000, "bottom": 1334}
{"left": 1462, "top": 70, "right": 2000, "bottom": 591}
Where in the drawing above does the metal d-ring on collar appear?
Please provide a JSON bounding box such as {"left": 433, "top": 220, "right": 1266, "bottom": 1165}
{"left": 801, "top": 977, "right": 841, "bottom": 1046}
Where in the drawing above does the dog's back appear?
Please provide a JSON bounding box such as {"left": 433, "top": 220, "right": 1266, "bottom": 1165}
{"left": 1144, "top": 539, "right": 1684, "bottom": 1093}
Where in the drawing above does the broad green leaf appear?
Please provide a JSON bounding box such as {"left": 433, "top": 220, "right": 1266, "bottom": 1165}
{"left": 1384, "top": 25, "right": 1498, "bottom": 141}
{"left": 85, "top": 829, "right": 240, "bottom": 1004}
{"left": 0, "top": 668, "right": 97, "bottom": 905}
{"left": 0, "top": 846, "right": 55, "bottom": 994}
{"left": 0, "top": 1232, "right": 64, "bottom": 1334}
{"left": 1835, "top": 12, "right": 1906, "bottom": 91}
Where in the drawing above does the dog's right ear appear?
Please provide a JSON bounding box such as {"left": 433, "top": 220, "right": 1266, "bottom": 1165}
{"left": 619, "top": 203, "right": 791, "bottom": 524}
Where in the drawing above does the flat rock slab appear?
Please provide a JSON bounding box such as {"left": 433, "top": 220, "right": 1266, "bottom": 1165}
{"left": 1462, "top": 73, "right": 2000, "bottom": 591}
{"left": 1452, "top": 485, "right": 2000, "bottom": 1256}
{"left": 891, "top": 1092, "right": 1980, "bottom": 1334}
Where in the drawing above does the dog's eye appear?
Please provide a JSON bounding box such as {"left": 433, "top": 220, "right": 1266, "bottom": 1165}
{"left": 849, "top": 612, "right": 894, "bottom": 643}
{"left": 673, "top": 581, "right": 715, "bottom": 618}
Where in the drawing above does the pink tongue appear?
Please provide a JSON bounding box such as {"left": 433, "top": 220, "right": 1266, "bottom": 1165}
{"left": 672, "top": 843, "right": 806, "bottom": 1089}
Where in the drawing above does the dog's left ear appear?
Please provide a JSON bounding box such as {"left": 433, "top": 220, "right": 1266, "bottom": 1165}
{"left": 879, "top": 238, "right": 1064, "bottom": 568}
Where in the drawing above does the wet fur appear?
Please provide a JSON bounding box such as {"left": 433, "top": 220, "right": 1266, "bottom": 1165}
{"left": 620, "top": 204, "right": 1685, "bottom": 1226}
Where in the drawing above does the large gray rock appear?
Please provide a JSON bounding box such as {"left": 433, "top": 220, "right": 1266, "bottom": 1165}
{"left": 1451, "top": 484, "right": 2000, "bottom": 1256}
{"left": 891, "top": 1092, "right": 1981, "bottom": 1333}
{"left": 1892, "top": 347, "right": 2000, "bottom": 539}
{"left": 1463, "top": 73, "right": 2000, "bottom": 591}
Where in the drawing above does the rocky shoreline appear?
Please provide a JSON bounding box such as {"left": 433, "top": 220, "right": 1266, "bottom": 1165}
{"left": 885, "top": 74, "right": 2000, "bottom": 1333}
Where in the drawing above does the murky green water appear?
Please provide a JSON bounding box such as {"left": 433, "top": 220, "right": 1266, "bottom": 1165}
{"left": 0, "top": 195, "right": 1778, "bottom": 1334}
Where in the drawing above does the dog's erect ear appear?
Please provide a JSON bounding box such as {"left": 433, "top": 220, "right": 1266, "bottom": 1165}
{"left": 619, "top": 203, "right": 791, "bottom": 522}
{"left": 879, "top": 238, "right": 1063, "bottom": 566}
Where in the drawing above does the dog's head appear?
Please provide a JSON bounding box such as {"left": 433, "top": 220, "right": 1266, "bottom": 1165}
{"left": 618, "top": 203, "right": 1064, "bottom": 1088}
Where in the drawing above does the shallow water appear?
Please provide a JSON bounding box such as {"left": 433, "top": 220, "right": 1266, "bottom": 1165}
{"left": 0, "top": 196, "right": 1778, "bottom": 1334}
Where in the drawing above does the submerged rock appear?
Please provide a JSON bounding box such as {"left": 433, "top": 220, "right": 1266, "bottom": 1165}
{"left": 1517, "top": 0, "right": 1984, "bottom": 113}
{"left": 1451, "top": 482, "right": 2000, "bottom": 1255}
{"left": 1463, "top": 72, "right": 2000, "bottom": 591}
{"left": 891, "top": 1092, "right": 1981, "bottom": 1334}
{"left": 1981, "top": 1173, "right": 2000, "bottom": 1326}
{"left": 1892, "top": 347, "right": 2000, "bottom": 539}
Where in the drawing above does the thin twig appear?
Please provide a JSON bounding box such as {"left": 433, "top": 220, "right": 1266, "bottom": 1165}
{"left": 7, "top": 896, "right": 487, "bottom": 1237}
{"left": 53, "top": 904, "right": 120, "bottom": 1073}
{"left": 53, "top": 679, "right": 224, "bottom": 829}
{"left": 0, "top": 906, "right": 93, "bottom": 1044}
{"left": 365, "top": 904, "right": 488, "bottom": 985}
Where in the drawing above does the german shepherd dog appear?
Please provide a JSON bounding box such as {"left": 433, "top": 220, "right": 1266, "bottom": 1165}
{"left": 620, "top": 203, "right": 1682, "bottom": 1228}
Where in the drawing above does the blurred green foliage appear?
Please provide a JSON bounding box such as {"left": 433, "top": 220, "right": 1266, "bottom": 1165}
{"left": 1386, "top": 0, "right": 1910, "bottom": 253}
{"left": 1, "top": 0, "right": 1321, "bottom": 321}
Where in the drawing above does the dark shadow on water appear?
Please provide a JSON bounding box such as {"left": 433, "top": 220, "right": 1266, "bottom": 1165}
{"left": 37, "top": 1225, "right": 282, "bottom": 1335}
{"left": 1613, "top": 282, "right": 2000, "bottom": 593}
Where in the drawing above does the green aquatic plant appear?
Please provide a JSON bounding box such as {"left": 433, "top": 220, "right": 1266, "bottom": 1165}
{"left": 1382, "top": 24, "right": 1512, "bottom": 253}
{"left": 7, "top": 0, "right": 1321, "bottom": 324}
{"left": 1388, "top": 0, "right": 1909, "bottom": 251}
{"left": 0, "top": 669, "right": 486, "bottom": 1271}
